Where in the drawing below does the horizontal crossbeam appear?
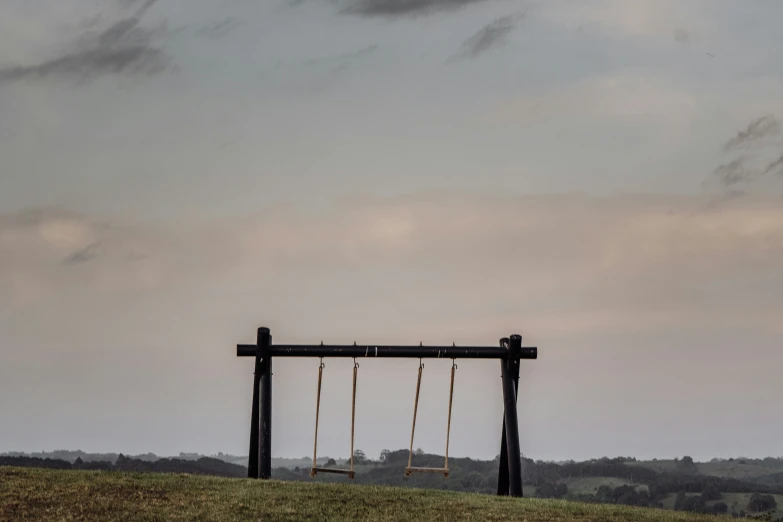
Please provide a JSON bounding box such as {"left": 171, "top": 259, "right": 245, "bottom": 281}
{"left": 237, "top": 344, "right": 536, "bottom": 360}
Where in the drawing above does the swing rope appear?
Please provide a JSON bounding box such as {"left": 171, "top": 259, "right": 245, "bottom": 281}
{"left": 310, "top": 358, "right": 325, "bottom": 476}
{"left": 445, "top": 359, "right": 457, "bottom": 470}
{"left": 406, "top": 359, "right": 424, "bottom": 472}
{"left": 350, "top": 358, "right": 358, "bottom": 473}
{"left": 310, "top": 357, "right": 359, "bottom": 479}
{"left": 406, "top": 358, "right": 457, "bottom": 477}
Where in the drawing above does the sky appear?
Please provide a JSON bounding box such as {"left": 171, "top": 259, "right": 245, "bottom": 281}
{"left": 1, "top": 0, "right": 783, "bottom": 463}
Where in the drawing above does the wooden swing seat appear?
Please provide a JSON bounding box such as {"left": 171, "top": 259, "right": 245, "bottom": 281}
{"left": 310, "top": 467, "right": 356, "bottom": 478}
{"left": 405, "top": 466, "right": 449, "bottom": 477}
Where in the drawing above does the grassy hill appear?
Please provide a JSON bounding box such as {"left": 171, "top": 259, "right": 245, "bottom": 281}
{"left": 0, "top": 466, "right": 721, "bottom": 522}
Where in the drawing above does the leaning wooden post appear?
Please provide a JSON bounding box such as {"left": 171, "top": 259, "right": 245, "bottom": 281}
{"left": 501, "top": 334, "right": 524, "bottom": 497}
{"left": 247, "top": 327, "right": 267, "bottom": 478}
{"left": 258, "top": 327, "right": 273, "bottom": 479}
{"left": 496, "top": 337, "right": 520, "bottom": 496}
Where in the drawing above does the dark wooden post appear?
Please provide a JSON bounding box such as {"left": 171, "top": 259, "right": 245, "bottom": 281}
{"left": 496, "top": 337, "right": 520, "bottom": 496}
{"left": 247, "top": 327, "right": 267, "bottom": 477}
{"left": 501, "top": 334, "right": 524, "bottom": 497}
{"left": 258, "top": 328, "right": 273, "bottom": 479}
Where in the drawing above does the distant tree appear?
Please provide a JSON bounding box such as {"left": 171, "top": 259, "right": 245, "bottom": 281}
{"left": 484, "top": 474, "right": 498, "bottom": 491}
{"left": 675, "top": 456, "right": 698, "bottom": 474}
{"left": 747, "top": 493, "right": 777, "bottom": 513}
{"left": 353, "top": 450, "right": 367, "bottom": 465}
{"left": 682, "top": 495, "right": 706, "bottom": 513}
{"left": 701, "top": 483, "right": 722, "bottom": 501}
{"left": 595, "top": 485, "right": 614, "bottom": 503}
{"left": 673, "top": 491, "right": 687, "bottom": 511}
{"left": 712, "top": 502, "right": 728, "bottom": 515}
{"left": 325, "top": 458, "right": 336, "bottom": 467}
{"left": 534, "top": 482, "right": 567, "bottom": 499}
{"left": 379, "top": 450, "right": 391, "bottom": 463}
{"left": 415, "top": 448, "right": 424, "bottom": 456}
{"left": 458, "top": 472, "right": 485, "bottom": 491}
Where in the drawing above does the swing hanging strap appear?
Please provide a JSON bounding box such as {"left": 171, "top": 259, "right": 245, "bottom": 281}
{"left": 350, "top": 359, "right": 359, "bottom": 469}
{"left": 405, "top": 359, "right": 457, "bottom": 478}
{"left": 445, "top": 360, "right": 457, "bottom": 471}
{"left": 310, "top": 358, "right": 325, "bottom": 475}
{"left": 406, "top": 359, "right": 424, "bottom": 473}
{"left": 310, "top": 358, "right": 359, "bottom": 479}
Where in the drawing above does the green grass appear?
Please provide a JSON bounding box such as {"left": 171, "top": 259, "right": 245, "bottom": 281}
{"left": 0, "top": 467, "right": 721, "bottom": 522}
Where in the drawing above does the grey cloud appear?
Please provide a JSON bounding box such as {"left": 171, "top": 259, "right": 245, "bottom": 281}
{"left": 763, "top": 154, "right": 783, "bottom": 176}
{"left": 305, "top": 44, "right": 379, "bottom": 67}
{"left": 705, "top": 118, "right": 783, "bottom": 207}
{"left": 127, "top": 251, "right": 148, "bottom": 262}
{"left": 702, "top": 189, "right": 746, "bottom": 211}
{"left": 193, "top": 18, "right": 241, "bottom": 39}
{"left": 451, "top": 12, "right": 524, "bottom": 61}
{"left": 711, "top": 157, "right": 757, "bottom": 187}
{"left": 0, "top": 0, "right": 169, "bottom": 85}
{"left": 0, "top": 48, "right": 167, "bottom": 84}
{"left": 295, "top": 44, "right": 379, "bottom": 86}
{"left": 62, "top": 241, "right": 104, "bottom": 266}
{"left": 723, "top": 115, "right": 780, "bottom": 152}
{"left": 340, "top": 0, "right": 493, "bottom": 17}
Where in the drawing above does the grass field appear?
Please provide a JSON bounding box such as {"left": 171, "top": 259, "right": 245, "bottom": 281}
{"left": 0, "top": 467, "right": 722, "bottom": 522}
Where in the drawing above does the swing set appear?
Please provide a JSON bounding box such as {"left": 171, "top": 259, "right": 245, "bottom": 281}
{"left": 236, "top": 327, "right": 537, "bottom": 497}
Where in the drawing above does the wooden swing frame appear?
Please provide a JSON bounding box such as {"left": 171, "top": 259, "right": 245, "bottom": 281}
{"left": 236, "top": 328, "right": 537, "bottom": 498}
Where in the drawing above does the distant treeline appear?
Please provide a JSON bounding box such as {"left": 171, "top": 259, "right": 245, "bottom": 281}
{"left": 0, "top": 455, "right": 246, "bottom": 478}
{"left": 0, "top": 450, "right": 159, "bottom": 464}
{"left": 0, "top": 450, "right": 241, "bottom": 465}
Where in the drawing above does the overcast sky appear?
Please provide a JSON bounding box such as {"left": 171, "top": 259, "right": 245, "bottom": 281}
{"left": 2, "top": 0, "right": 783, "bottom": 463}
